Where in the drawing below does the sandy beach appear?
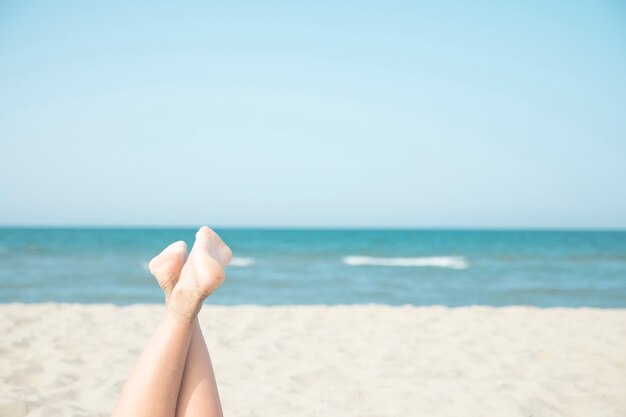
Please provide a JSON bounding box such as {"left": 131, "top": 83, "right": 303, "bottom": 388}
{"left": 1, "top": 304, "right": 625, "bottom": 417}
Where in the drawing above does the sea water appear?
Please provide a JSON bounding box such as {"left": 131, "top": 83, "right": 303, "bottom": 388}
{"left": 1, "top": 228, "right": 625, "bottom": 307}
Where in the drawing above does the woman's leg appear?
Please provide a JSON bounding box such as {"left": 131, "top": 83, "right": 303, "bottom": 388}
{"left": 111, "top": 227, "right": 231, "bottom": 417}
{"left": 110, "top": 308, "right": 194, "bottom": 417}
{"left": 149, "top": 241, "right": 224, "bottom": 417}
{"left": 176, "top": 319, "right": 224, "bottom": 417}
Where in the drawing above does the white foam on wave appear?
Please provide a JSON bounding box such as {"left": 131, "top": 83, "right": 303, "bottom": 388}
{"left": 342, "top": 256, "right": 468, "bottom": 269}
{"left": 230, "top": 257, "right": 254, "bottom": 267}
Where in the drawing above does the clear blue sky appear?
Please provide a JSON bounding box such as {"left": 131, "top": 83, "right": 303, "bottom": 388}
{"left": 1, "top": 1, "right": 625, "bottom": 228}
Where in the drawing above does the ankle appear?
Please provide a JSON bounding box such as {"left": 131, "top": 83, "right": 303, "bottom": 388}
{"left": 167, "top": 287, "right": 203, "bottom": 322}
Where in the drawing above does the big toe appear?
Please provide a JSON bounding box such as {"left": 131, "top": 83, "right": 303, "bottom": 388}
{"left": 194, "top": 226, "right": 233, "bottom": 267}
{"left": 149, "top": 240, "right": 188, "bottom": 285}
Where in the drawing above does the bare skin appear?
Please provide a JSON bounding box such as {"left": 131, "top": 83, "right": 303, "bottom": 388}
{"left": 149, "top": 237, "right": 225, "bottom": 417}
{"left": 111, "top": 226, "right": 232, "bottom": 417}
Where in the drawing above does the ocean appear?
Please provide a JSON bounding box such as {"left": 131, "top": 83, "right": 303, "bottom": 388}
{"left": 1, "top": 228, "right": 625, "bottom": 307}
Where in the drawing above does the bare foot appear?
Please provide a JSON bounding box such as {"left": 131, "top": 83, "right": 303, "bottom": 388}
{"left": 148, "top": 240, "right": 188, "bottom": 302}
{"left": 168, "top": 226, "right": 232, "bottom": 321}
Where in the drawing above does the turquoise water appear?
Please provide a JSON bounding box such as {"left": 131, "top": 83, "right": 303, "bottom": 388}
{"left": 1, "top": 228, "right": 625, "bottom": 307}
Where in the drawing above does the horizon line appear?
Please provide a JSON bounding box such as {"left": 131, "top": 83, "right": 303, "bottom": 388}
{"left": 1, "top": 224, "right": 625, "bottom": 232}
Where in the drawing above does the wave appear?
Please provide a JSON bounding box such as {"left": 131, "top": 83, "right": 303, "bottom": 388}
{"left": 342, "top": 256, "right": 468, "bottom": 269}
{"left": 230, "top": 257, "right": 254, "bottom": 267}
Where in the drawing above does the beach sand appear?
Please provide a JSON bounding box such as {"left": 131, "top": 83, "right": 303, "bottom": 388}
{"left": 0, "top": 304, "right": 624, "bottom": 417}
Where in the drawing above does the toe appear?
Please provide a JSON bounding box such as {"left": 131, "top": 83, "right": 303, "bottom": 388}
{"left": 195, "top": 226, "right": 213, "bottom": 240}
{"left": 220, "top": 244, "right": 233, "bottom": 266}
{"left": 168, "top": 240, "right": 188, "bottom": 257}
{"left": 149, "top": 241, "right": 188, "bottom": 282}
{"left": 194, "top": 226, "right": 231, "bottom": 267}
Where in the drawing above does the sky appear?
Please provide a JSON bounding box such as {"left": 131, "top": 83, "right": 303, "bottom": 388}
{"left": 0, "top": 1, "right": 625, "bottom": 228}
